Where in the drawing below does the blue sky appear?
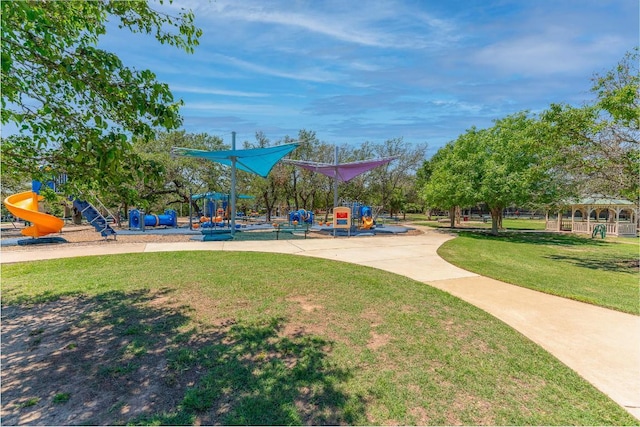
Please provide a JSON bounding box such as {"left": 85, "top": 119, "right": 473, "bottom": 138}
{"left": 102, "top": 0, "right": 636, "bottom": 157}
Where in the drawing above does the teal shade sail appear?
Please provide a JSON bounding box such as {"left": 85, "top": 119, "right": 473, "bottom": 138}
{"left": 171, "top": 143, "right": 299, "bottom": 178}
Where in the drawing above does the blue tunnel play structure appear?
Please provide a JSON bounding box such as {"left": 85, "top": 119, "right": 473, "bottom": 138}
{"left": 289, "top": 209, "right": 314, "bottom": 224}
{"left": 129, "top": 209, "right": 177, "bottom": 230}
{"left": 358, "top": 205, "right": 372, "bottom": 218}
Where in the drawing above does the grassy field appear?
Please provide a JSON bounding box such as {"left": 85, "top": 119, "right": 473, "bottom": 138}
{"left": 2, "top": 252, "right": 636, "bottom": 425}
{"left": 437, "top": 232, "right": 639, "bottom": 314}
{"left": 413, "top": 218, "right": 548, "bottom": 230}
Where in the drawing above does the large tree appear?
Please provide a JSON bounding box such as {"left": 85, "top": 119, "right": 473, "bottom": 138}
{"left": 130, "top": 132, "right": 227, "bottom": 215}
{"left": 1, "top": 0, "right": 201, "bottom": 193}
{"left": 421, "top": 136, "right": 481, "bottom": 228}
{"left": 423, "top": 113, "right": 561, "bottom": 234}
{"left": 476, "top": 113, "right": 561, "bottom": 233}
{"left": 363, "top": 138, "right": 428, "bottom": 214}
{"left": 541, "top": 49, "right": 639, "bottom": 202}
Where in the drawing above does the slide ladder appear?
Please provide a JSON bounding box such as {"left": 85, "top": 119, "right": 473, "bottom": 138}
{"left": 73, "top": 199, "right": 117, "bottom": 240}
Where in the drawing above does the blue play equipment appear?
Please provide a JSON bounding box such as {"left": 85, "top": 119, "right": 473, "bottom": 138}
{"left": 73, "top": 199, "right": 117, "bottom": 239}
{"left": 129, "top": 209, "right": 177, "bottom": 230}
{"left": 190, "top": 191, "right": 254, "bottom": 231}
{"left": 289, "top": 209, "right": 314, "bottom": 224}
{"left": 200, "top": 220, "right": 229, "bottom": 228}
{"left": 345, "top": 202, "right": 372, "bottom": 220}
{"left": 359, "top": 205, "right": 372, "bottom": 218}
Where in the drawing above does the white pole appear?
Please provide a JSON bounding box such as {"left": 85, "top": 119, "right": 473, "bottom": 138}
{"left": 333, "top": 145, "right": 339, "bottom": 208}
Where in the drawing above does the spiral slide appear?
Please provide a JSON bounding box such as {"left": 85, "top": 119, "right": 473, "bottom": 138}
{"left": 361, "top": 216, "right": 374, "bottom": 229}
{"left": 3, "top": 191, "right": 64, "bottom": 237}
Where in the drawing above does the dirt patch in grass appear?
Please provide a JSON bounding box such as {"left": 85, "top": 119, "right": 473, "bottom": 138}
{"left": 366, "top": 332, "right": 390, "bottom": 350}
{"left": 1, "top": 290, "right": 362, "bottom": 426}
{"left": 286, "top": 295, "right": 324, "bottom": 313}
{"left": 0, "top": 291, "right": 197, "bottom": 425}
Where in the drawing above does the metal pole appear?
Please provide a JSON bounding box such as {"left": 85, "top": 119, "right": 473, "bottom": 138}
{"left": 333, "top": 145, "right": 338, "bottom": 238}
{"left": 333, "top": 145, "right": 339, "bottom": 208}
{"left": 231, "top": 131, "right": 237, "bottom": 236}
{"left": 189, "top": 191, "right": 192, "bottom": 230}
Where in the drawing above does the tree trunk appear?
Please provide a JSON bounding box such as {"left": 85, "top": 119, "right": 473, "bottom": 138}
{"left": 190, "top": 200, "right": 201, "bottom": 217}
{"left": 263, "top": 194, "right": 273, "bottom": 222}
{"left": 490, "top": 207, "right": 502, "bottom": 235}
{"left": 449, "top": 207, "right": 456, "bottom": 228}
{"left": 72, "top": 207, "right": 83, "bottom": 225}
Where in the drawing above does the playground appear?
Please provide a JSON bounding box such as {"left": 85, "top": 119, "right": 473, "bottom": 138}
{"left": 2, "top": 141, "right": 412, "bottom": 247}
{"left": 1, "top": 182, "right": 415, "bottom": 248}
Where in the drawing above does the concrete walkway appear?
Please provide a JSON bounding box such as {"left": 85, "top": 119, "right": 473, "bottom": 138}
{"left": 1, "top": 230, "right": 638, "bottom": 419}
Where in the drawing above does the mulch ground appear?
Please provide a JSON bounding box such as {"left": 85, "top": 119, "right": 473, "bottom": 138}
{"left": 1, "top": 219, "right": 423, "bottom": 253}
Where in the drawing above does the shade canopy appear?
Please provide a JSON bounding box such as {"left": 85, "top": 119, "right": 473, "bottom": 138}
{"left": 171, "top": 143, "right": 299, "bottom": 178}
{"left": 283, "top": 157, "right": 397, "bottom": 182}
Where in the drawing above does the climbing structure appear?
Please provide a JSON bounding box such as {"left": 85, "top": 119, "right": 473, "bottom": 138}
{"left": 72, "top": 199, "right": 117, "bottom": 240}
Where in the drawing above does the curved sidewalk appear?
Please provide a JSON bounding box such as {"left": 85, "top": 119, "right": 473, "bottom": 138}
{"left": 1, "top": 231, "right": 638, "bottom": 419}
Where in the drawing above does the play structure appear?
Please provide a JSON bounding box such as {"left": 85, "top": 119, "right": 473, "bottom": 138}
{"left": 284, "top": 146, "right": 397, "bottom": 211}
{"left": 189, "top": 191, "right": 256, "bottom": 241}
{"left": 3, "top": 191, "right": 64, "bottom": 238}
{"left": 283, "top": 146, "right": 396, "bottom": 237}
{"left": 172, "top": 134, "right": 300, "bottom": 239}
{"left": 358, "top": 205, "right": 374, "bottom": 229}
{"left": 288, "top": 209, "right": 314, "bottom": 225}
{"left": 340, "top": 202, "right": 375, "bottom": 230}
{"left": 3, "top": 178, "right": 116, "bottom": 240}
{"left": 72, "top": 198, "right": 117, "bottom": 239}
{"left": 190, "top": 191, "right": 254, "bottom": 230}
{"left": 129, "top": 209, "right": 178, "bottom": 230}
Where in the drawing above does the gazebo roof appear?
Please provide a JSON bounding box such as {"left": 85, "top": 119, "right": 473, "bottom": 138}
{"left": 569, "top": 197, "right": 636, "bottom": 207}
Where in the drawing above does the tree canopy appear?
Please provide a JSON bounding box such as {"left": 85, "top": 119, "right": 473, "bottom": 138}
{"left": 1, "top": 0, "right": 201, "bottom": 192}
{"left": 541, "top": 48, "right": 639, "bottom": 202}
{"left": 420, "top": 49, "right": 639, "bottom": 233}
{"left": 422, "top": 112, "right": 567, "bottom": 234}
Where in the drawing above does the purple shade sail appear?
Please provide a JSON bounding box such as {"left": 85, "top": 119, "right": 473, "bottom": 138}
{"left": 284, "top": 157, "right": 397, "bottom": 182}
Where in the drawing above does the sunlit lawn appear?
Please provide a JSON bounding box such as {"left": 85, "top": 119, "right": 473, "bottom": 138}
{"left": 2, "top": 252, "right": 636, "bottom": 425}
{"left": 412, "top": 217, "right": 548, "bottom": 230}
{"left": 438, "top": 231, "right": 639, "bottom": 314}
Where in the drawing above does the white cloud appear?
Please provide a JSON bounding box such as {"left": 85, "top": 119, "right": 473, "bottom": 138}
{"left": 472, "top": 32, "right": 628, "bottom": 76}
{"left": 171, "top": 85, "right": 269, "bottom": 98}
{"left": 210, "top": 54, "right": 344, "bottom": 83}
{"left": 189, "top": 0, "right": 458, "bottom": 50}
{"left": 183, "top": 101, "right": 302, "bottom": 117}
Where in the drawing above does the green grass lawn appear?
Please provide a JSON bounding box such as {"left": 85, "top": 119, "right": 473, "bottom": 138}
{"left": 437, "top": 232, "right": 639, "bottom": 314}
{"left": 413, "top": 218, "right": 548, "bottom": 230}
{"left": 2, "top": 252, "right": 636, "bottom": 425}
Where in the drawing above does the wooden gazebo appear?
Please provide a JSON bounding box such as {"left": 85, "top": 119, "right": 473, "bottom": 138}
{"left": 545, "top": 197, "right": 638, "bottom": 237}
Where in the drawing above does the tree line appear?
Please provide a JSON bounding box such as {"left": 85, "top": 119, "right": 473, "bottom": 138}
{"left": 420, "top": 49, "right": 639, "bottom": 234}
{"left": 122, "top": 130, "right": 427, "bottom": 221}
{"left": 1, "top": 2, "right": 637, "bottom": 230}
